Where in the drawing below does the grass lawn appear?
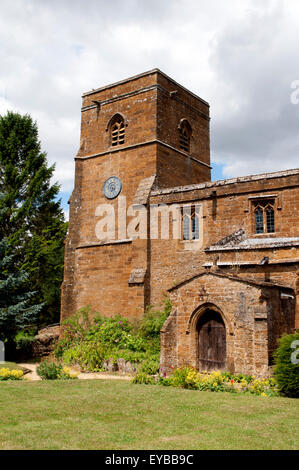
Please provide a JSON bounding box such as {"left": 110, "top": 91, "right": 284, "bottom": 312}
{"left": 0, "top": 379, "right": 298, "bottom": 450}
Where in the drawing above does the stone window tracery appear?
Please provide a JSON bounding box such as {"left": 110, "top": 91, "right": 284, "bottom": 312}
{"left": 253, "top": 200, "right": 275, "bottom": 234}
{"left": 182, "top": 205, "right": 199, "bottom": 240}
{"left": 110, "top": 114, "right": 125, "bottom": 147}
{"left": 178, "top": 119, "right": 192, "bottom": 153}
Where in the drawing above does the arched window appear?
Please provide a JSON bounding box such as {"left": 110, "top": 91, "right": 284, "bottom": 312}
{"left": 182, "top": 213, "right": 190, "bottom": 240}
{"left": 109, "top": 114, "right": 125, "bottom": 147}
{"left": 253, "top": 200, "right": 275, "bottom": 234}
{"left": 255, "top": 205, "right": 264, "bottom": 234}
{"left": 182, "top": 205, "right": 200, "bottom": 240}
{"left": 266, "top": 204, "right": 275, "bottom": 233}
{"left": 191, "top": 210, "right": 199, "bottom": 239}
{"left": 178, "top": 119, "right": 192, "bottom": 153}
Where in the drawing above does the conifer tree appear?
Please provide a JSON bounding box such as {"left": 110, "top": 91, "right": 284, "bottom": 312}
{"left": 0, "top": 112, "right": 67, "bottom": 325}
{"left": 0, "top": 237, "right": 42, "bottom": 344}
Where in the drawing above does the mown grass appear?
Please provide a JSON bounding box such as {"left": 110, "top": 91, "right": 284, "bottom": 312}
{"left": 0, "top": 379, "right": 298, "bottom": 450}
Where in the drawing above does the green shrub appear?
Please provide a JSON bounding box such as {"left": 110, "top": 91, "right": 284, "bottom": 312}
{"left": 64, "top": 346, "right": 159, "bottom": 373}
{"left": 76, "top": 341, "right": 105, "bottom": 371}
{"left": 131, "top": 372, "right": 155, "bottom": 385}
{"left": 168, "top": 367, "right": 192, "bottom": 388}
{"left": 36, "top": 361, "right": 78, "bottom": 380}
{"left": 157, "top": 375, "right": 172, "bottom": 386}
{"left": 54, "top": 299, "right": 171, "bottom": 372}
{"left": 53, "top": 339, "right": 66, "bottom": 358}
{"left": 88, "top": 315, "right": 132, "bottom": 346}
{"left": 274, "top": 333, "right": 299, "bottom": 398}
{"left": 62, "top": 346, "right": 80, "bottom": 365}
{"left": 138, "top": 298, "right": 171, "bottom": 338}
{"left": 221, "top": 371, "right": 253, "bottom": 383}
{"left": 59, "top": 306, "right": 97, "bottom": 346}
{"left": 15, "top": 329, "right": 36, "bottom": 353}
{"left": 139, "top": 359, "right": 160, "bottom": 375}
{"left": 37, "top": 361, "right": 62, "bottom": 380}
{"left": 154, "top": 368, "right": 278, "bottom": 396}
{"left": 134, "top": 298, "right": 171, "bottom": 355}
{"left": 62, "top": 341, "right": 105, "bottom": 371}
{"left": 119, "top": 331, "right": 145, "bottom": 352}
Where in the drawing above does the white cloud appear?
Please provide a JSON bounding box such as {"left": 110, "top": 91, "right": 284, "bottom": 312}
{"left": 0, "top": 0, "right": 298, "bottom": 193}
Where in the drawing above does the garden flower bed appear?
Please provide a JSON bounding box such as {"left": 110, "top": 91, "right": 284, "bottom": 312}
{"left": 0, "top": 367, "right": 23, "bottom": 381}
{"left": 132, "top": 367, "right": 279, "bottom": 397}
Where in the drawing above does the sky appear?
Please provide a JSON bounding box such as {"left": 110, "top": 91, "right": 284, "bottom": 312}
{"left": 1, "top": 0, "right": 298, "bottom": 219}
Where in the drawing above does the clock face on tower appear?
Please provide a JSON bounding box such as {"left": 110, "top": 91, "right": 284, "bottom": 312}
{"left": 103, "top": 176, "right": 122, "bottom": 199}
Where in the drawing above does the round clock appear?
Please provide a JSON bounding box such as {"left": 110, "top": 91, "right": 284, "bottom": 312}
{"left": 103, "top": 176, "right": 122, "bottom": 199}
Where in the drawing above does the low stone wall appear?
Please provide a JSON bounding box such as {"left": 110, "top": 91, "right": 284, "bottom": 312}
{"left": 32, "top": 324, "right": 60, "bottom": 357}
{"left": 102, "top": 358, "right": 137, "bottom": 374}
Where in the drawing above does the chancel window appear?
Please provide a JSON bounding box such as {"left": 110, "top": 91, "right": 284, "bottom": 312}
{"left": 182, "top": 205, "right": 199, "bottom": 240}
{"left": 253, "top": 200, "right": 275, "bottom": 234}
{"left": 266, "top": 205, "right": 275, "bottom": 233}
{"left": 110, "top": 114, "right": 125, "bottom": 147}
{"left": 255, "top": 206, "right": 264, "bottom": 233}
{"left": 178, "top": 119, "right": 192, "bottom": 153}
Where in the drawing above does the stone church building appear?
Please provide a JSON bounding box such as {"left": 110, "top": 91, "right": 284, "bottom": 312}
{"left": 61, "top": 69, "right": 299, "bottom": 376}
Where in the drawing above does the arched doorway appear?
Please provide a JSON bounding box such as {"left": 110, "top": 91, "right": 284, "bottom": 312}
{"left": 197, "top": 309, "right": 226, "bottom": 371}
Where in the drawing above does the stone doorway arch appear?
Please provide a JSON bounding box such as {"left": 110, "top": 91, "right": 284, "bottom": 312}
{"left": 196, "top": 309, "right": 226, "bottom": 371}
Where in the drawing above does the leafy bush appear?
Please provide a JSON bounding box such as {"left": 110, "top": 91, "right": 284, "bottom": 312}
{"left": 138, "top": 298, "right": 171, "bottom": 337}
{"left": 139, "top": 359, "right": 160, "bottom": 375}
{"left": 69, "top": 341, "right": 105, "bottom": 371}
{"left": 274, "top": 333, "right": 299, "bottom": 398}
{"left": 37, "top": 361, "right": 62, "bottom": 380}
{"left": 87, "top": 316, "right": 146, "bottom": 352}
{"left": 63, "top": 344, "right": 159, "bottom": 372}
{"left": 89, "top": 316, "right": 131, "bottom": 343}
{"left": 147, "top": 367, "right": 278, "bottom": 396}
{"left": 167, "top": 367, "right": 193, "bottom": 388}
{"left": 0, "top": 367, "right": 23, "bottom": 380}
{"left": 136, "top": 298, "right": 172, "bottom": 354}
{"left": 15, "top": 329, "right": 36, "bottom": 353}
{"left": 131, "top": 372, "right": 155, "bottom": 385}
{"left": 244, "top": 377, "right": 277, "bottom": 396}
{"left": 221, "top": 371, "right": 253, "bottom": 383}
{"left": 55, "top": 299, "right": 171, "bottom": 372}
{"left": 36, "top": 361, "right": 78, "bottom": 380}
{"left": 55, "top": 306, "right": 96, "bottom": 353}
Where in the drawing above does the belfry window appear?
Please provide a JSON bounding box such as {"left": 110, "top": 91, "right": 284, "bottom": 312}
{"left": 110, "top": 114, "right": 125, "bottom": 147}
{"left": 178, "top": 119, "right": 192, "bottom": 153}
{"left": 182, "top": 205, "right": 199, "bottom": 240}
{"left": 253, "top": 200, "right": 275, "bottom": 234}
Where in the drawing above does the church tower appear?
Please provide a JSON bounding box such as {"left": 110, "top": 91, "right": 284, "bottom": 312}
{"left": 61, "top": 69, "right": 211, "bottom": 322}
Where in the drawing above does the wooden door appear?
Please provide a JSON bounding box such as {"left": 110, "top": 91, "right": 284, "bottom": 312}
{"left": 197, "top": 310, "right": 226, "bottom": 371}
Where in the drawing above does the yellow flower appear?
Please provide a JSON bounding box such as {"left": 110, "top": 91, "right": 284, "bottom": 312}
{"left": 0, "top": 368, "right": 23, "bottom": 379}
{"left": 70, "top": 372, "right": 79, "bottom": 379}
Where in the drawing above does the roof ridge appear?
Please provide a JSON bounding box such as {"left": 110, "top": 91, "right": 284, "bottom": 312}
{"left": 168, "top": 270, "right": 294, "bottom": 292}
{"left": 151, "top": 168, "right": 299, "bottom": 196}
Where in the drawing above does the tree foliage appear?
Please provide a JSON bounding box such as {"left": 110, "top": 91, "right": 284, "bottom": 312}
{"left": 0, "top": 237, "right": 42, "bottom": 343}
{"left": 274, "top": 333, "right": 299, "bottom": 398}
{"left": 0, "top": 111, "right": 67, "bottom": 325}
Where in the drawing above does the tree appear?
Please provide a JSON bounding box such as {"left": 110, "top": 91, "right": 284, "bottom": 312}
{"left": 0, "top": 111, "right": 67, "bottom": 325}
{"left": 0, "top": 237, "right": 42, "bottom": 346}
{"left": 274, "top": 333, "right": 299, "bottom": 398}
